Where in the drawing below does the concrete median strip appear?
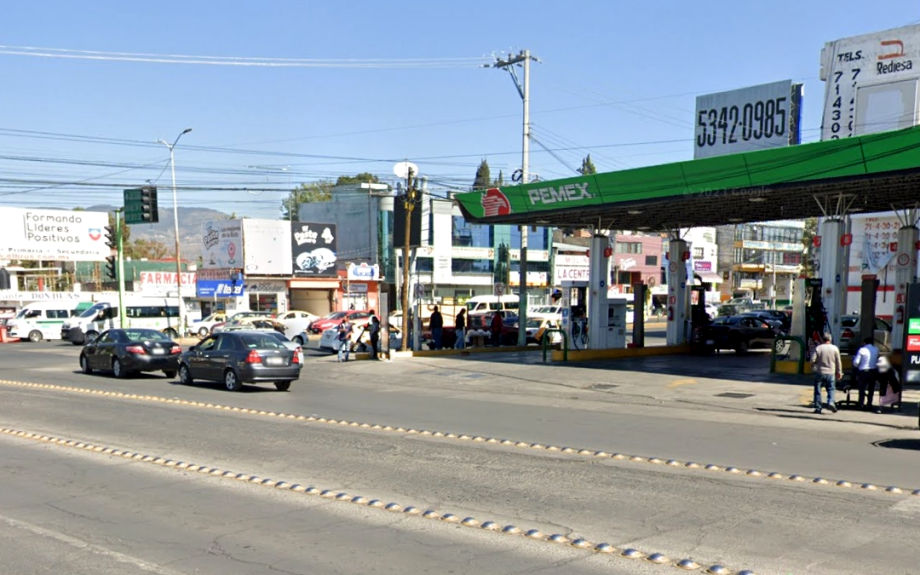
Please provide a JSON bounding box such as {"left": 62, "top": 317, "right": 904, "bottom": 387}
{"left": 0, "top": 423, "right": 758, "bottom": 575}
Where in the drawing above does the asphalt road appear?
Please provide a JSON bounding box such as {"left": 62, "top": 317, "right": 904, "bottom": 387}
{"left": 0, "top": 339, "right": 918, "bottom": 575}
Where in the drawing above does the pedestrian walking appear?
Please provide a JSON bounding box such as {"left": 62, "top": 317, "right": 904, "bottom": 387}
{"left": 810, "top": 333, "right": 842, "bottom": 414}
{"left": 454, "top": 309, "right": 466, "bottom": 349}
{"left": 853, "top": 337, "right": 880, "bottom": 412}
{"left": 337, "top": 318, "right": 353, "bottom": 362}
{"left": 429, "top": 305, "right": 443, "bottom": 350}
{"left": 368, "top": 310, "right": 380, "bottom": 359}
{"left": 876, "top": 355, "right": 902, "bottom": 411}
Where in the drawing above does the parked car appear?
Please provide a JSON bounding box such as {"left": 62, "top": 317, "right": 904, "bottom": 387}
{"left": 309, "top": 310, "right": 371, "bottom": 334}
{"left": 211, "top": 311, "right": 274, "bottom": 334}
{"left": 525, "top": 316, "right": 561, "bottom": 344}
{"left": 839, "top": 315, "right": 892, "bottom": 354}
{"left": 190, "top": 312, "right": 227, "bottom": 337}
{"left": 218, "top": 318, "right": 284, "bottom": 334}
{"left": 177, "top": 331, "right": 301, "bottom": 391}
{"left": 79, "top": 328, "right": 181, "bottom": 378}
{"left": 738, "top": 310, "right": 789, "bottom": 332}
{"left": 697, "top": 315, "right": 783, "bottom": 354}
{"left": 467, "top": 310, "right": 520, "bottom": 345}
{"left": 276, "top": 310, "right": 319, "bottom": 340}
{"left": 318, "top": 316, "right": 373, "bottom": 353}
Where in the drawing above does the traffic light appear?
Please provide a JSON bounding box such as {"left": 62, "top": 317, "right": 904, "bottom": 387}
{"left": 104, "top": 225, "right": 117, "bottom": 250}
{"left": 104, "top": 256, "right": 117, "bottom": 281}
{"left": 140, "top": 186, "right": 158, "bottom": 223}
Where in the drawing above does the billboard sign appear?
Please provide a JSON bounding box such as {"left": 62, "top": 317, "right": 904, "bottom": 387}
{"left": 694, "top": 80, "right": 800, "bottom": 159}
{"left": 0, "top": 207, "right": 110, "bottom": 262}
{"left": 820, "top": 24, "right": 920, "bottom": 140}
{"left": 242, "top": 219, "right": 292, "bottom": 275}
{"left": 292, "top": 222, "right": 337, "bottom": 277}
{"left": 196, "top": 268, "right": 244, "bottom": 298}
{"left": 201, "top": 220, "right": 243, "bottom": 270}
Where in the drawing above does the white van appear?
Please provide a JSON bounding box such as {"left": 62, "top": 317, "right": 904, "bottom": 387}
{"left": 465, "top": 294, "right": 520, "bottom": 314}
{"left": 61, "top": 296, "right": 180, "bottom": 345}
{"left": 7, "top": 300, "right": 90, "bottom": 342}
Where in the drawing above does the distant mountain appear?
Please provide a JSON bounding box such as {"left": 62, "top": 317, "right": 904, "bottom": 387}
{"left": 85, "top": 205, "right": 233, "bottom": 263}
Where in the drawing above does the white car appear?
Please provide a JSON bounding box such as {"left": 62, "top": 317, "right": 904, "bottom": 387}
{"left": 277, "top": 310, "right": 319, "bottom": 341}
{"left": 190, "top": 312, "right": 227, "bottom": 337}
{"left": 318, "top": 319, "right": 372, "bottom": 353}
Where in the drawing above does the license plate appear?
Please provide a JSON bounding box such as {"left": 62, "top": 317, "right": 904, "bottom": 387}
{"left": 151, "top": 348, "right": 165, "bottom": 355}
{"left": 265, "top": 356, "right": 284, "bottom": 366}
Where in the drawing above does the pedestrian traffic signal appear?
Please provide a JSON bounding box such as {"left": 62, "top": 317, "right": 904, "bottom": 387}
{"left": 104, "top": 225, "right": 117, "bottom": 249}
{"left": 140, "top": 186, "right": 158, "bottom": 223}
{"left": 104, "top": 256, "right": 117, "bottom": 281}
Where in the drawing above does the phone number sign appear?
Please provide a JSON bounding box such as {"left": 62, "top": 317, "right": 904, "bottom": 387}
{"left": 694, "top": 80, "right": 799, "bottom": 159}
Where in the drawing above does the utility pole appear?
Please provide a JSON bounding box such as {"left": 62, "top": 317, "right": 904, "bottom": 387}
{"left": 400, "top": 168, "right": 418, "bottom": 352}
{"left": 489, "top": 49, "right": 537, "bottom": 346}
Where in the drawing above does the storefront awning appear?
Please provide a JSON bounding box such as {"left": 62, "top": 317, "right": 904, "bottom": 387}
{"left": 694, "top": 272, "right": 723, "bottom": 284}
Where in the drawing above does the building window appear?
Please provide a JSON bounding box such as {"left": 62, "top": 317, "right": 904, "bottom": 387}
{"left": 645, "top": 255, "right": 658, "bottom": 266}
{"left": 452, "top": 258, "right": 493, "bottom": 274}
{"left": 615, "top": 242, "right": 642, "bottom": 254}
{"left": 693, "top": 247, "right": 705, "bottom": 259}
{"left": 510, "top": 226, "right": 548, "bottom": 250}
{"left": 452, "top": 216, "right": 492, "bottom": 248}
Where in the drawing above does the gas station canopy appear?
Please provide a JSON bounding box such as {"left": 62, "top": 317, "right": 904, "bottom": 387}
{"left": 454, "top": 126, "right": 920, "bottom": 230}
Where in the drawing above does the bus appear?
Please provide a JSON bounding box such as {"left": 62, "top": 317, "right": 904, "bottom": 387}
{"left": 61, "top": 296, "right": 180, "bottom": 345}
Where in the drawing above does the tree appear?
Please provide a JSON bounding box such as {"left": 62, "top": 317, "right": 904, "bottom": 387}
{"left": 473, "top": 159, "right": 491, "bottom": 190}
{"left": 127, "top": 238, "right": 171, "bottom": 260}
{"left": 282, "top": 173, "right": 382, "bottom": 220}
{"left": 493, "top": 170, "right": 505, "bottom": 187}
{"left": 578, "top": 154, "right": 597, "bottom": 175}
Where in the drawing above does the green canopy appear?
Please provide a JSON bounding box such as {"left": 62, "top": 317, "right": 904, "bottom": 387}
{"left": 454, "top": 126, "right": 920, "bottom": 230}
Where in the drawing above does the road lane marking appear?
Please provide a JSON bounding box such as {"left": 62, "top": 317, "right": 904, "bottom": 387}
{"left": 666, "top": 378, "right": 697, "bottom": 388}
{"left": 0, "top": 424, "right": 754, "bottom": 575}
{"left": 2, "top": 377, "right": 918, "bottom": 500}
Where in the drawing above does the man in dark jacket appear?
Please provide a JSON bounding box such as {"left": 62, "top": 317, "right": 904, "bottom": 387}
{"left": 429, "top": 306, "right": 443, "bottom": 349}
{"left": 490, "top": 311, "right": 503, "bottom": 347}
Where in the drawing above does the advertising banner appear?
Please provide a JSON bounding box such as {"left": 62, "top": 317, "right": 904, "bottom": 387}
{"left": 0, "top": 207, "right": 109, "bottom": 262}
{"left": 196, "top": 268, "right": 244, "bottom": 298}
{"left": 347, "top": 263, "right": 380, "bottom": 281}
{"left": 820, "top": 24, "right": 920, "bottom": 140}
{"left": 694, "top": 80, "right": 798, "bottom": 159}
{"left": 201, "top": 220, "right": 243, "bottom": 270}
{"left": 242, "top": 219, "right": 292, "bottom": 275}
{"left": 138, "top": 271, "right": 197, "bottom": 296}
{"left": 292, "top": 222, "right": 337, "bottom": 277}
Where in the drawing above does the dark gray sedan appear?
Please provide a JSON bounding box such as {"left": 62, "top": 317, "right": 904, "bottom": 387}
{"left": 79, "top": 328, "right": 181, "bottom": 378}
{"left": 178, "top": 330, "right": 301, "bottom": 391}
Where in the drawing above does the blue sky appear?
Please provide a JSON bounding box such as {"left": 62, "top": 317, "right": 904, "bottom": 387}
{"left": 0, "top": 1, "right": 918, "bottom": 219}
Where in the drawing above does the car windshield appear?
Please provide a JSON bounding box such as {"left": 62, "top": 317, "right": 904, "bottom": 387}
{"left": 80, "top": 304, "right": 108, "bottom": 318}
{"left": 841, "top": 317, "right": 858, "bottom": 327}
{"left": 324, "top": 312, "right": 346, "bottom": 320}
{"left": 124, "top": 329, "right": 169, "bottom": 341}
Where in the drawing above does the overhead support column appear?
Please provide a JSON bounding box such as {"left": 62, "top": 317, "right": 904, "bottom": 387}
{"left": 587, "top": 234, "right": 610, "bottom": 350}
{"left": 892, "top": 209, "right": 919, "bottom": 348}
{"left": 666, "top": 237, "right": 688, "bottom": 346}
{"left": 818, "top": 218, "right": 847, "bottom": 343}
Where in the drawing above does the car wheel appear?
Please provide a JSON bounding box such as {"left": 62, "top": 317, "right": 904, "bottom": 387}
{"left": 163, "top": 369, "right": 177, "bottom": 379}
{"left": 197, "top": 326, "right": 210, "bottom": 337}
{"left": 80, "top": 354, "right": 93, "bottom": 375}
{"left": 163, "top": 328, "right": 178, "bottom": 339}
{"left": 773, "top": 338, "right": 790, "bottom": 355}
{"left": 292, "top": 335, "right": 304, "bottom": 346}
{"left": 178, "top": 364, "right": 193, "bottom": 385}
{"left": 28, "top": 330, "right": 43, "bottom": 343}
{"left": 112, "top": 358, "right": 128, "bottom": 378}
{"left": 224, "top": 369, "right": 242, "bottom": 391}
{"left": 85, "top": 331, "right": 98, "bottom": 344}
{"left": 274, "top": 380, "right": 292, "bottom": 391}
{"left": 735, "top": 340, "right": 749, "bottom": 355}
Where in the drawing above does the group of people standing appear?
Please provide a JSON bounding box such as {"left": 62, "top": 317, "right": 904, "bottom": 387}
{"left": 336, "top": 310, "right": 381, "bottom": 362}
{"left": 811, "top": 335, "right": 901, "bottom": 414}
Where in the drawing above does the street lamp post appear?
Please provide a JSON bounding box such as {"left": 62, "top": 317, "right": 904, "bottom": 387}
{"left": 158, "top": 128, "right": 192, "bottom": 336}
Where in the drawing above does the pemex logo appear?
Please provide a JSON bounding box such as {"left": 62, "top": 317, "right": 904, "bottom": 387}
{"left": 482, "top": 188, "right": 511, "bottom": 217}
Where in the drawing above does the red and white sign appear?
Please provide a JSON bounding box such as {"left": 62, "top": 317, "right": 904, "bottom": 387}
{"left": 907, "top": 335, "right": 920, "bottom": 352}
{"left": 139, "top": 271, "right": 197, "bottom": 295}
{"left": 482, "top": 188, "right": 511, "bottom": 217}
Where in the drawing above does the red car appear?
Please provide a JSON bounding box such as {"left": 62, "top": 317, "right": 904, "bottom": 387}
{"left": 309, "top": 310, "right": 372, "bottom": 334}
